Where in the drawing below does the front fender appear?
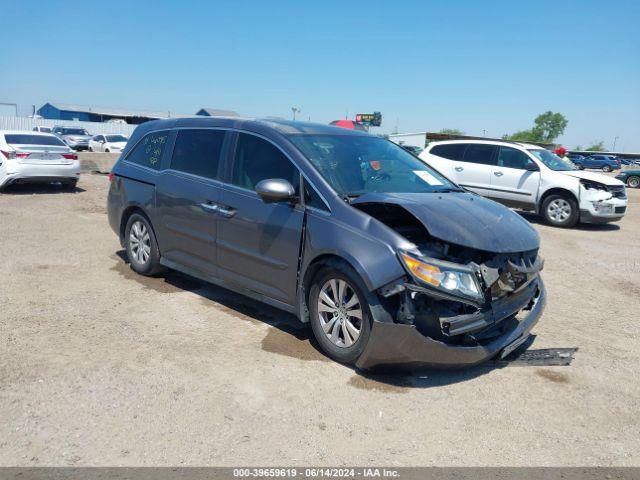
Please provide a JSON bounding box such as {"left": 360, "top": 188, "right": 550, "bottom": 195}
{"left": 301, "top": 212, "right": 405, "bottom": 292}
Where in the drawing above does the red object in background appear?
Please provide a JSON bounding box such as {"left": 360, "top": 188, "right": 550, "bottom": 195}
{"left": 329, "top": 120, "right": 368, "bottom": 131}
{"left": 369, "top": 160, "right": 381, "bottom": 170}
{"left": 554, "top": 146, "right": 567, "bottom": 156}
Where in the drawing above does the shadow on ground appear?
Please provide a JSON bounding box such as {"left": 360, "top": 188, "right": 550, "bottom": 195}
{"left": 0, "top": 183, "right": 85, "bottom": 195}
{"left": 517, "top": 211, "right": 620, "bottom": 231}
{"left": 112, "top": 250, "right": 552, "bottom": 391}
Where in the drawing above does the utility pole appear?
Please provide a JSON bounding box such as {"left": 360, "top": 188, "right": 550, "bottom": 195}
{"left": 291, "top": 107, "right": 301, "bottom": 121}
{"left": 613, "top": 136, "right": 619, "bottom": 152}
{"left": 482, "top": 129, "right": 487, "bottom": 137}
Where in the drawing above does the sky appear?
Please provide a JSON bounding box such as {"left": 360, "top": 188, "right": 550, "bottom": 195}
{"left": 1, "top": 0, "right": 639, "bottom": 150}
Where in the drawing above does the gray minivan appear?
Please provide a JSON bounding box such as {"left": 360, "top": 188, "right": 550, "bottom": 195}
{"left": 107, "top": 117, "right": 546, "bottom": 369}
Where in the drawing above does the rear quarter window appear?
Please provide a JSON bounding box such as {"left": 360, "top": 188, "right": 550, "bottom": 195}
{"left": 124, "top": 131, "right": 169, "bottom": 170}
{"left": 430, "top": 143, "right": 467, "bottom": 160}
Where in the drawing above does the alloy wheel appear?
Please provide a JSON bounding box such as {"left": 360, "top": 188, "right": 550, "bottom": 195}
{"left": 547, "top": 198, "right": 572, "bottom": 223}
{"left": 129, "top": 220, "right": 151, "bottom": 265}
{"left": 628, "top": 177, "right": 640, "bottom": 188}
{"left": 317, "top": 279, "right": 362, "bottom": 348}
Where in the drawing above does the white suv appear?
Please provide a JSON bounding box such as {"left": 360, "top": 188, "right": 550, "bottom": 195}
{"left": 420, "top": 140, "right": 627, "bottom": 228}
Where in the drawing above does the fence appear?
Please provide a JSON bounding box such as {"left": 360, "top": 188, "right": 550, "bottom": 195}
{"left": 0, "top": 116, "right": 137, "bottom": 137}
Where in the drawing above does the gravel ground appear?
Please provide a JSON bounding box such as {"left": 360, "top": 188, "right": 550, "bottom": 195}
{"left": 1, "top": 174, "right": 639, "bottom": 466}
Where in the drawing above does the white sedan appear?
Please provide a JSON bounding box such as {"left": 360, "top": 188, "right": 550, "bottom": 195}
{"left": 88, "top": 134, "right": 128, "bottom": 153}
{"left": 0, "top": 130, "right": 80, "bottom": 190}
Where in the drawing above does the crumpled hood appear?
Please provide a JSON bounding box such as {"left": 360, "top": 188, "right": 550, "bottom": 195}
{"left": 560, "top": 170, "right": 624, "bottom": 186}
{"left": 351, "top": 191, "right": 540, "bottom": 253}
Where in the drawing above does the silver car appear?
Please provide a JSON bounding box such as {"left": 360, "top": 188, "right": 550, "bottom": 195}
{"left": 52, "top": 126, "right": 92, "bottom": 151}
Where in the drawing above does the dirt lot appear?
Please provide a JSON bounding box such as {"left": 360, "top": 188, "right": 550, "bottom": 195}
{"left": 1, "top": 174, "right": 639, "bottom": 466}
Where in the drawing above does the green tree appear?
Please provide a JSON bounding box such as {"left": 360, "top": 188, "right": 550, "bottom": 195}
{"left": 439, "top": 128, "right": 465, "bottom": 135}
{"left": 585, "top": 141, "right": 606, "bottom": 152}
{"left": 504, "top": 111, "right": 568, "bottom": 143}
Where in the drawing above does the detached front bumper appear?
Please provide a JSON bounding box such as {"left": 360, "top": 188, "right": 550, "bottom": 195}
{"left": 356, "top": 278, "right": 546, "bottom": 370}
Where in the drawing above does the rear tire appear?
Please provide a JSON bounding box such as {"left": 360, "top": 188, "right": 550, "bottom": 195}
{"left": 541, "top": 194, "right": 579, "bottom": 228}
{"left": 309, "top": 263, "right": 372, "bottom": 365}
{"left": 627, "top": 176, "right": 640, "bottom": 188}
{"left": 124, "top": 213, "right": 163, "bottom": 276}
{"left": 63, "top": 179, "right": 78, "bottom": 191}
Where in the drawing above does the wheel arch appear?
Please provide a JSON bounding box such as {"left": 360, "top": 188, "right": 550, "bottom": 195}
{"left": 537, "top": 187, "right": 579, "bottom": 214}
{"left": 119, "top": 204, "right": 155, "bottom": 247}
{"left": 297, "top": 252, "right": 396, "bottom": 325}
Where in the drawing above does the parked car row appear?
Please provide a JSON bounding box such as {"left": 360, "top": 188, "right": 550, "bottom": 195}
{"left": 566, "top": 153, "right": 621, "bottom": 172}
{"left": 32, "top": 126, "right": 128, "bottom": 152}
{"left": 565, "top": 153, "right": 640, "bottom": 171}
{"left": 420, "top": 139, "right": 628, "bottom": 227}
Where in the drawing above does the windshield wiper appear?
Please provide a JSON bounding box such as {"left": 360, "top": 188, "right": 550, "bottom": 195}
{"left": 430, "top": 187, "right": 465, "bottom": 193}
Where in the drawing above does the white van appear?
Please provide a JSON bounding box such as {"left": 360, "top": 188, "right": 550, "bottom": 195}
{"left": 420, "top": 140, "right": 627, "bottom": 227}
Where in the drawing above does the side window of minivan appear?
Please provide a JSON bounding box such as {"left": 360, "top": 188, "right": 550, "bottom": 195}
{"left": 125, "top": 131, "right": 169, "bottom": 170}
{"left": 231, "top": 133, "right": 299, "bottom": 191}
{"left": 430, "top": 143, "right": 467, "bottom": 161}
{"left": 463, "top": 144, "right": 498, "bottom": 165}
{"left": 497, "top": 146, "right": 535, "bottom": 169}
{"left": 170, "top": 129, "right": 225, "bottom": 180}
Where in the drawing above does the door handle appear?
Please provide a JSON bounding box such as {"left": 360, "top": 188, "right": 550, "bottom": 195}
{"left": 200, "top": 202, "right": 219, "bottom": 213}
{"left": 494, "top": 171, "right": 504, "bottom": 177}
{"left": 217, "top": 206, "right": 236, "bottom": 218}
{"left": 454, "top": 166, "right": 464, "bottom": 172}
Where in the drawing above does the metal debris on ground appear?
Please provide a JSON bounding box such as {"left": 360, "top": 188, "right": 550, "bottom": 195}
{"left": 496, "top": 348, "right": 578, "bottom": 367}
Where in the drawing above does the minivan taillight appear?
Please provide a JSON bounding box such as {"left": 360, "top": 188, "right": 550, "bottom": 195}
{"left": 62, "top": 153, "right": 78, "bottom": 160}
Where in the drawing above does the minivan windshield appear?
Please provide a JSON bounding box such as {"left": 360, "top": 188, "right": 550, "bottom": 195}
{"left": 528, "top": 149, "right": 575, "bottom": 171}
{"left": 290, "top": 135, "right": 459, "bottom": 196}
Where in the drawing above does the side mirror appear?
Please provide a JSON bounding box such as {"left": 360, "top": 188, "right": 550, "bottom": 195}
{"left": 525, "top": 162, "right": 539, "bottom": 171}
{"left": 255, "top": 178, "right": 296, "bottom": 203}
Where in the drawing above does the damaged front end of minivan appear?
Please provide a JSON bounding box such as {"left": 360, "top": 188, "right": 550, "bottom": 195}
{"left": 349, "top": 192, "right": 546, "bottom": 370}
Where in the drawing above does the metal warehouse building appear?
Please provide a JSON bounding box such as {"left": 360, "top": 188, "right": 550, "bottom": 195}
{"left": 37, "top": 103, "right": 239, "bottom": 124}
{"left": 37, "top": 102, "right": 182, "bottom": 124}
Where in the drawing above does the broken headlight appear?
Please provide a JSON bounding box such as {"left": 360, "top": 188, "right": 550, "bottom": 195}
{"left": 580, "top": 179, "right": 608, "bottom": 191}
{"left": 399, "top": 251, "right": 483, "bottom": 302}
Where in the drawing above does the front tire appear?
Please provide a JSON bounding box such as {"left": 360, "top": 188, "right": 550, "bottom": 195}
{"left": 124, "top": 213, "right": 163, "bottom": 275}
{"left": 541, "top": 194, "right": 579, "bottom": 228}
{"left": 105, "top": 148, "right": 110, "bottom": 153}
{"left": 309, "top": 264, "right": 372, "bottom": 365}
{"left": 603, "top": 165, "right": 612, "bottom": 172}
{"left": 627, "top": 176, "right": 640, "bottom": 188}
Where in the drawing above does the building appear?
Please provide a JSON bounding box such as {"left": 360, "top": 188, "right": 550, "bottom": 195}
{"left": 390, "top": 132, "right": 555, "bottom": 150}
{"left": 388, "top": 132, "right": 428, "bottom": 148}
{"left": 37, "top": 103, "right": 241, "bottom": 124}
{"left": 36, "top": 102, "right": 185, "bottom": 125}
{"left": 195, "top": 108, "right": 239, "bottom": 117}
